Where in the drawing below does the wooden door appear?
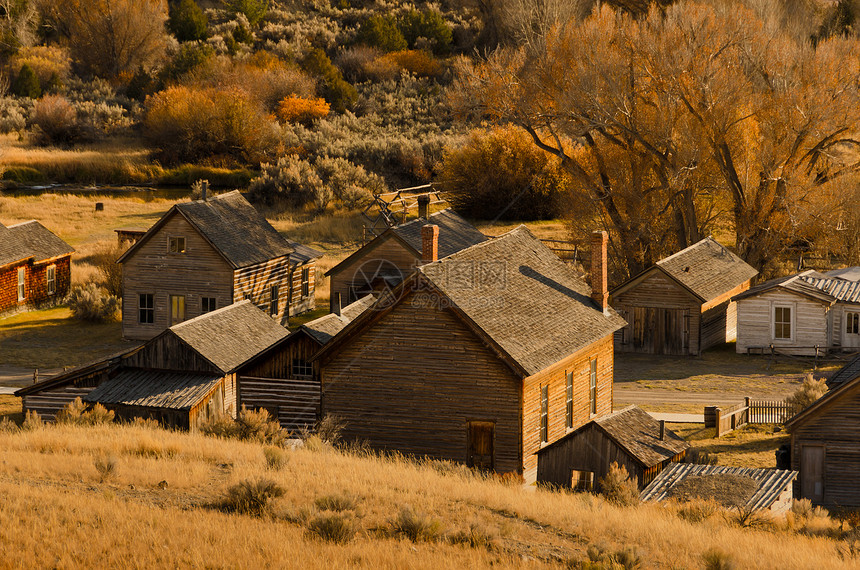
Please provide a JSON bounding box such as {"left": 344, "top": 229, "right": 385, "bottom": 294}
{"left": 632, "top": 307, "right": 688, "bottom": 355}
{"left": 801, "top": 445, "right": 825, "bottom": 503}
{"left": 467, "top": 421, "right": 494, "bottom": 471}
{"left": 843, "top": 310, "right": 860, "bottom": 348}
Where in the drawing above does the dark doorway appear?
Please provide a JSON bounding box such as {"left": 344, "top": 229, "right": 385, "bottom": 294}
{"left": 467, "top": 421, "right": 495, "bottom": 470}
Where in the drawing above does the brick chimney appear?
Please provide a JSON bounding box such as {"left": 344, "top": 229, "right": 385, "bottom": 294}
{"left": 422, "top": 224, "right": 439, "bottom": 263}
{"left": 417, "top": 194, "right": 430, "bottom": 220}
{"left": 591, "top": 230, "right": 609, "bottom": 312}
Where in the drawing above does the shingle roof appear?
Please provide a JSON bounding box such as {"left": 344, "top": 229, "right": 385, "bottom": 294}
{"left": 827, "top": 355, "right": 860, "bottom": 389}
{"left": 640, "top": 463, "right": 797, "bottom": 511}
{"left": 594, "top": 406, "right": 689, "bottom": 466}
{"left": 654, "top": 237, "right": 758, "bottom": 302}
{"left": 169, "top": 300, "right": 290, "bottom": 373}
{"left": 419, "top": 226, "right": 626, "bottom": 376}
{"left": 0, "top": 220, "right": 74, "bottom": 267}
{"left": 288, "top": 239, "right": 322, "bottom": 264}
{"left": 392, "top": 209, "right": 487, "bottom": 259}
{"left": 301, "top": 295, "right": 375, "bottom": 345}
{"left": 84, "top": 369, "right": 223, "bottom": 410}
{"left": 118, "top": 191, "right": 299, "bottom": 269}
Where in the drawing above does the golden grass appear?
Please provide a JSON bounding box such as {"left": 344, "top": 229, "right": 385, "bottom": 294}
{"left": 0, "top": 395, "right": 22, "bottom": 423}
{"left": 0, "top": 307, "right": 129, "bottom": 369}
{"left": 0, "top": 421, "right": 854, "bottom": 568}
{"left": 670, "top": 423, "right": 790, "bottom": 469}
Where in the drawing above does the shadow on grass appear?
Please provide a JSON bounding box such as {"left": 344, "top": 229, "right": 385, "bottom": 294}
{"left": 0, "top": 395, "right": 23, "bottom": 424}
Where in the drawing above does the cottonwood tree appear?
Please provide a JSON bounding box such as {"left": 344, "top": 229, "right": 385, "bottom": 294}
{"left": 455, "top": 2, "right": 860, "bottom": 278}
{"left": 0, "top": 0, "right": 37, "bottom": 54}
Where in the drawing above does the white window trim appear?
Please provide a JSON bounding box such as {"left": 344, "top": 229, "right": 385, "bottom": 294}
{"left": 845, "top": 308, "right": 860, "bottom": 335}
{"left": 771, "top": 302, "right": 796, "bottom": 342}
{"left": 46, "top": 264, "right": 56, "bottom": 295}
{"left": 17, "top": 267, "right": 25, "bottom": 301}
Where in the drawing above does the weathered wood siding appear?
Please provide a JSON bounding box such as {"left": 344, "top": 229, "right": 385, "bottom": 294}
{"left": 20, "top": 370, "right": 106, "bottom": 421}
{"left": 735, "top": 290, "right": 828, "bottom": 356}
{"left": 239, "top": 333, "right": 320, "bottom": 381}
{"left": 791, "top": 382, "right": 860, "bottom": 507}
{"left": 287, "top": 261, "right": 316, "bottom": 317}
{"left": 0, "top": 255, "right": 71, "bottom": 317}
{"left": 699, "top": 279, "right": 751, "bottom": 348}
{"left": 328, "top": 235, "right": 418, "bottom": 311}
{"left": 522, "top": 335, "right": 615, "bottom": 483}
{"left": 122, "top": 214, "right": 234, "bottom": 340}
{"left": 612, "top": 271, "right": 702, "bottom": 355}
{"left": 233, "top": 255, "right": 300, "bottom": 325}
{"left": 122, "top": 332, "right": 220, "bottom": 373}
{"left": 320, "top": 290, "right": 523, "bottom": 473}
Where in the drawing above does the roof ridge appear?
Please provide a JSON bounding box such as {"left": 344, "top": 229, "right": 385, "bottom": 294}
{"left": 170, "top": 299, "right": 252, "bottom": 331}
{"left": 6, "top": 220, "right": 39, "bottom": 228}
{"left": 656, "top": 236, "right": 723, "bottom": 266}
{"left": 177, "top": 189, "right": 242, "bottom": 208}
{"left": 418, "top": 224, "right": 528, "bottom": 269}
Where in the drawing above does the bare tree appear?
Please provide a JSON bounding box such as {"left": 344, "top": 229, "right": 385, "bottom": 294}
{"left": 0, "top": 0, "right": 37, "bottom": 53}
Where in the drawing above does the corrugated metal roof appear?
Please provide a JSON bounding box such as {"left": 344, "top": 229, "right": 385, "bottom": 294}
{"left": 800, "top": 276, "right": 860, "bottom": 304}
{"left": 84, "top": 369, "right": 222, "bottom": 410}
{"left": 0, "top": 220, "right": 74, "bottom": 267}
{"left": 640, "top": 463, "right": 797, "bottom": 511}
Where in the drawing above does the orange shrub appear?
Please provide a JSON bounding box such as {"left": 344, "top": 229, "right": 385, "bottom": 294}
{"left": 386, "top": 50, "right": 444, "bottom": 78}
{"left": 276, "top": 95, "right": 330, "bottom": 125}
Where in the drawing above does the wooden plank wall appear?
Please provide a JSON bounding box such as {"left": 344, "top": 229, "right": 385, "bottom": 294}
{"left": 122, "top": 214, "right": 234, "bottom": 340}
{"left": 328, "top": 235, "right": 418, "bottom": 312}
{"left": 522, "top": 335, "right": 615, "bottom": 483}
{"left": 22, "top": 384, "right": 96, "bottom": 421}
{"left": 122, "top": 333, "right": 220, "bottom": 373}
{"left": 735, "top": 290, "right": 828, "bottom": 356}
{"left": 791, "top": 382, "right": 860, "bottom": 507}
{"left": 239, "top": 334, "right": 320, "bottom": 381}
{"left": 320, "top": 289, "right": 523, "bottom": 473}
{"left": 612, "top": 272, "right": 702, "bottom": 355}
{"left": 233, "top": 255, "right": 294, "bottom": 325}
{"left": 287, "top": 261, "right": 316, "bottom": 317}
{"left": 239, "top": 376, "right": 320, "bottom": 431}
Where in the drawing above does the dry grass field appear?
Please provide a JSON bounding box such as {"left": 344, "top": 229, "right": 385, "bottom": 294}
{"left": 668, "top": 423, "right": 789, "bottom": 469}
{"left": 0, "top": 405, "right": 855, "bottom": 569}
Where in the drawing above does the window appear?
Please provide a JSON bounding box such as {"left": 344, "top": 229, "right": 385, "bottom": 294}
{"left": 291, "top": 358, "right": 313, "bottom": 378}
{"left": 139, "top": 294, "right": 154, "bottom": 324}
{"left": 168, "top": 236, "right": 186, "bottom": 254}
{"left": 270, "top": 285, "right": 279, "bottom": 316}
{"left": 565, "top": 371, "right": 573, "bottom": 429}
{"left": 774, "top": 305, "right": 792, "bottom": 339}
{"left": 201, "top": 297, "right": 216, "bottom": 313}
{"left": 571, "top": 470, "right": 594, "bottom": 492}
{"left": 170, "top": 295, "right": 186, "bottom": 325}
{"left": 46, "top": 265, "right": 56, "bottom": 295}
{"left": 540, "top": 385, "right": 549, "bottom": 443}
{"left": 847, "top": 312, "right": 860, "bottom": 335}
{"left": 301, "top": 267, "right": 310, "bottom": 298}
{"left": 17, "top": 267, "right": 25, "bottom": 301}
{"left": 589, "top": 358, "right": 598, "bottom": 416}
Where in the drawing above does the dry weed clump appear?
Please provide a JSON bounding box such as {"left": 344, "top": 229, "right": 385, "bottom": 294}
{"left": 21, "top": 410, "right": 43, "bottom": 430}
{"left": 200, "top": 406, "right": 287, "bottom": 446}
{"left": 220, "top": 478, "right": 285, "bottom": 517}
{"left": 389, "top": 506, "right": 443, "bottom": 542}
{"left": 56, "top": 398, "right": 115, "bottom": 426}
{"left": 93, "top": 454, "right": 118, "bottom": 482}
{"left": 448, "top": 522, "right": 500, "bottom": 551}
{"left": 730, "top": 505, "right": 775, "bottom": 530}
{"left": 598, "top": 462, "right": 639, "bottom": 507}
{"left": 674, "top": 499, "right": 721, "bottom": 524}
{"left": 0, "top": 417, "right": 19, "bottom": 433}
{"left": 702, "top": 548, "right": 736, "bottom": 570}
{"left": 263, "top": 446, "right": 288, "bottom": 470}
{"left": 584, "top": 544, "right": 643, "bottom": 569}
{"left": 314, "top": 493, "right": 358, "bottom": 513}
{"left": 306, "top": 512, "right": 355, "bottom": 543}
{"left": 66, "top": 282, "right": 120, "bottom": 322}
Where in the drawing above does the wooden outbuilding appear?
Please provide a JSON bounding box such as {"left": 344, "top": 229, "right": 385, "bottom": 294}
{"left": 734, "top": 270, "right": 860, "bottom": 356}
{"left": 315, "top": 228, "right": 626, "bottom": 482}
{"left": 325, "top": 208, "right": 486, "bottom": 311}
{"left": 236, "top": 295, "right": 374, "bottom": 431}
{"left": 827, "top": 354, "right": 860, "bottom": 389}
{"left": 611, "top": 238, "right": 757, "bottom": 355}
{"left": 0, "top": 220, "right": 74, "bottom": 318}
{"left": 785, "top": 374, "right": 860, "bottom": 507}
{"left": 640, "top": 463, "right": 797, "bottom": 515}
{"left": 536, "top": 405, "right": 689, "bottom": 490}
{"left": 118, "top": 191, "right": 320, "bottom": 340}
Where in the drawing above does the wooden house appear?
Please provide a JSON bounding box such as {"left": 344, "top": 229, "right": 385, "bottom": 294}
{"left": 785, "top": 374, "right": 860, "bottom": 507}
{"left": 734, "top": 270, "right": 860, "bottom": 356}
{"left": 18, "top": 301, "right": 290, "bottom": 429}
{"left": 325, "top": 207, "right": 486, "bottom": 311}
{"left": 536, "top": 405, "right": 689, "bottom": 490}
{"left": 236, "top": 295, "right": 374, "bottom": 431}
{"left": 611, "top": 238, "right": 757, "bottom": 356}
{"left": 118, "top": 191, "right": 320, "bottom": 340}
{"left": 315, "top": 228, "right": 626, "bottom": 482}
{"left": 640, "top": 463, "right": 797, "bottom": 515}
{"left": 0, "top": 220, "right": 73, "bottom": 318}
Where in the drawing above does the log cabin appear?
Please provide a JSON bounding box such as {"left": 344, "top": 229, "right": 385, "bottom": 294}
{"left": 325, "top": 203, "right": 486, "bottom": 311}
{"left": 611, "top": 238, "right": 757, "bottom": 356}
{"left": 640, "top": 463, "right": 797, "bottom": 515}
{"left": 0, "top": 220, "right": 73, "bottom": 318}
{"left": 315, "top": 227, "right": 626, "bottom": 483}
{"left": 17, "top": 301, "right": 290, "bottom": 429}
{"left": 118, "top": 191, "right": 320, "bottom": 340}
{"left": 235, "top": 295, "right": 374, "bottom": 431}
{"left": 733, "top": 270, "right": 860, "bottom": 356}
{"left": 536, "top": 405, "right": 689, "bottom": 490}
{"left": 785, "top": 374, "right": 860, "bottom": 508}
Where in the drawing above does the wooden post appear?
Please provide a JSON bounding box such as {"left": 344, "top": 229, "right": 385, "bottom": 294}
{"left": 715, "top": 407, "right": 722, "bottom": 437}
{"left": 32, "top": 368, "right": 38, "bottom": 384}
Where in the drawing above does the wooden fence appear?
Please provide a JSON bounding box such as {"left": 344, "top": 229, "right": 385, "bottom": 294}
{"left": 705, "top": 398, "right": 800, "bottom": 437}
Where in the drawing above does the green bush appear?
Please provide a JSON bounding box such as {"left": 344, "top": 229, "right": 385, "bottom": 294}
{"left": 223, "top": 0, "right": 269, "bottom": 26}
{"left": 66, "top": 282, "right": 120, "bottom": 322}
{"left": 159, "top": 43, "right": 215, "bottom": 84}
{"left": 12, "top": 64, "right": 41, "bottom": 98}
{"left": 301, "top": 48, "right": 357, "bottom": 113}
{"left": 168, "top": 0, "right": 208, "bottom": 42}
{"left": 399, "top": 10, "right": 452, "bottom": 55}
{"left": 249, "top": 155, "right": 327, "bottom": 210}
{"left": 356, "top": 15, "right": 407, "bottom": 53}
{"left": 1, "top": 166, "right": 46, "bottom": 184}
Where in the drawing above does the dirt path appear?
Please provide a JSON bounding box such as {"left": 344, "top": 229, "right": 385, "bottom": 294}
{"left": 0, "top": 366, "right": 63, "bottom": 388}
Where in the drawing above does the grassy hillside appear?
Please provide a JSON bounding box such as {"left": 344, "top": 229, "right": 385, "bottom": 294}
{"left": 0, "top": 417, "right": 856, "bottom": 568}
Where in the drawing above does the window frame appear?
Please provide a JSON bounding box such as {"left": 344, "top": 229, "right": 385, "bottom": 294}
{"left": 17, "top": 267, "right": 25, "bottom": 301}
{"left": 589, "top": 358, "right": 598, "bottom": 416}
{"left": 138, "top": 293, "right": 154, "bottom": 324}
{"left": 301, "top": 267, "right": 310, "bottom": 298}
{"left": 847, "top": 310, "right": 860, "bottom": 336}
{"left": 168, "top": 235, "right": 186, "bottom": 254}
{"left": 565, "top": 370, "right": 573, "bottom": 429}
{"left": 201, "top": 297, "right": 216, "bottom": 314}
{"left": 291, "top": 358, "right": 313, "bottom": 378}
{"left": 540, "top": 384, "right": 549, "bottom": 443}
{"left": 46, "top": 264, "right": 56, "bottom": 295}
{"left": 170, "top": 294, "right": 186, "bottom": 325}
{"left": 270, "top": 285, "right": 279, "bottom": 316}
{"left": 772, "top": 302, "right": 795, "bottom": 341}
{"left": 571, "top": 470, "right": 594, "bottom": 492}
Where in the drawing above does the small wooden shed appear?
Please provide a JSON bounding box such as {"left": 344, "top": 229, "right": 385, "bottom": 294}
{"left": 640, "top": 463, "right": 797, "bottom": 515}
{"left": 536, "top": 405, "right": 689, "bottom": 490}
{"left": 785, "top": 373, "right": 860, "bottom": 508}
{"left": 611, "top": 238, "right": 757, "bottom": 355}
